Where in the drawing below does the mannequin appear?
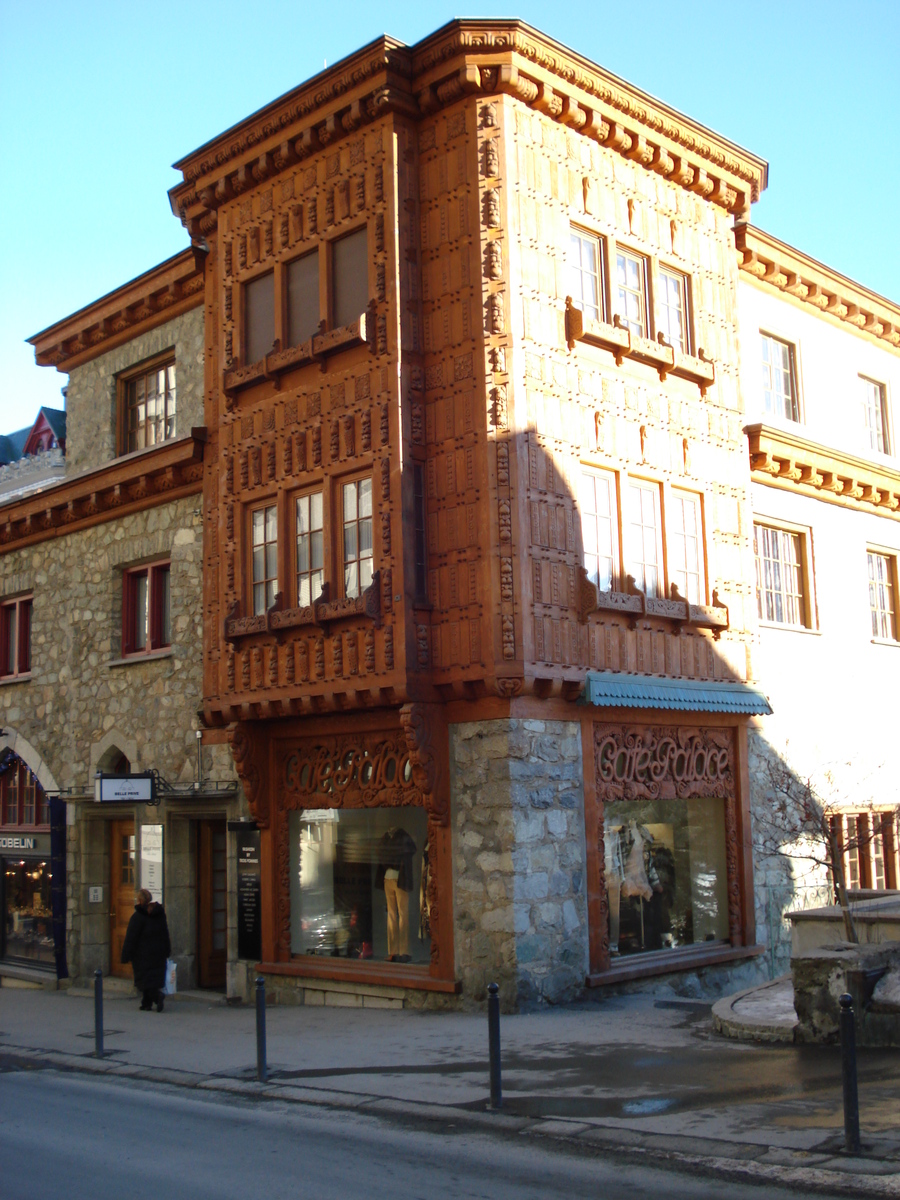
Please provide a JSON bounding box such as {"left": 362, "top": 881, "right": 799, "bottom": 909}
{"left": 375, "top": 826, "right": 417, "bottom": 962}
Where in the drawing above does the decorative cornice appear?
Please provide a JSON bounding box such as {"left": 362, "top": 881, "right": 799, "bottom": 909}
{"left": 168, "top": 20, "right": 767, "bottom": 239}
{"left": 28, "top": 249, "right": 205, "bottom": 373}
{"left": 736, "top": 225, "right": 900, "bottom": 355}
{"left": 0, "top": 432, "right": 206, "bottom": 553}
{"left": 746, "top": 423, "right": 900, "bottom": 518}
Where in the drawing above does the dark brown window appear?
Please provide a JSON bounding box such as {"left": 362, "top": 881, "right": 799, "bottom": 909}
{"left": 287, "top": 250, "right": 320, "bottom": 347}
{"left": 1, "top": 759, "right": 48, "bottom": 828}
{"left": 123, "top": 563, "right": 171, "bottom": 655}
{"left": 244, "top": 271, "right": 275, "bottom": 365}
{"left": 124, "top": 360, "right": 176, "bottom": 453}
{"left": 0, "top": 596, "right": 32, "bottom": 678}
{"left": 332, "top": 229, "right": 368, "bottom": 329}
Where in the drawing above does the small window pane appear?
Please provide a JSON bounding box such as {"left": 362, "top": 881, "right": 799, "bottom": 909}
{"left": 659, "top": 269, "right": 687, "bottom": 352}
{"left": 343, "top": 478, "right": 374, "bottom": 600}
{"left": 251, "top": 505, "right": 278, "bottom": 616}
{"left": 287, "top": 250, "right": 320, "bottom": 347}
{"left": 580, "top": 470, "right": 617, "bottom": 593}
{"left": 333, "top": 229, "right": 368, "bottom": 329}
{"left": 754, "top": 524, "right": 807, "bottom": 627}
{"left": 861, "top": 377, "right": 889, "bottom": 455}
{"left": 868, "top": 551, "right": 897, "bottom": 640}
{"left": 760, "top": 334, "right": 798, "bottom": 422}
{"left": 125, "top": 361, "right": 176, "bottom": 453}
{"left": 245, "top": 271, "right": 275, "bottom": 365}
{"left": 616, "top": 251, "right": 647, "bottom": 338}
{"left": 669, "top": 492, "right": 703, "bottom": 604}
{"left": 568, "top": 230, "right": 602, "bottom": 323}
{"left": 627, "top": 482, "right": 660, "bottom": 598}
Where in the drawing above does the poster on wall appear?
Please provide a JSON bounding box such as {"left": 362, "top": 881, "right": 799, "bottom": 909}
{"left": 141, "top": 824, "right": 164, "bottom": 904}
{"left": 236, "top": 829, "right": 261, "bottom": 961}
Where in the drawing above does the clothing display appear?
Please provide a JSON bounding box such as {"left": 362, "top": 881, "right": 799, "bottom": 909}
{"left": 375, "top": 828, "right": 417, "bottom": 893}
{"left": 604, "top": 826, "right": 624, "bottom": 954}
{"left": 418, "top": 839, "right": 431, "bottom": 942}
{"left": 606, "top": 818, "right": 676, "bottom": 956}
{"left": 384, "top": 876, "right": 410, "bottom": 959}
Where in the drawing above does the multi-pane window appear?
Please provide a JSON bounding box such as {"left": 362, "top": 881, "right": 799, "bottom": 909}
{"left": 754, "top": 524, "right": 807, "bottom": 626}
{"left": 287, "top": 250, "right": 320, "bottom": 348}
{"left": 123, "top": 563, "right": 170, "bottom": 655}
{"left": 251, "top": 506, "right": 278, "bottom": 615}
{"left": 332, "top": 228, "right": 369, "bottom": 330}
{"left": 245, "top": 271, "right": 275, "bottom": 365}
{"left": 616, "top": 251, "right": 648, "bottom": 338}
{"left": 1, "top": 760, "right": 48, "bottom": 828}
{"left": 568, "top": 230, "right": 603, "bottom": 323}
{"left": 0, "top": 596, "right": 32, "bottom": 678}
{"left": 627, "top": 482, "right": 662, "bottom": 598}
{"left": 413, "top": 463, "right": 428, "bottom": 602}
{"left": 125, "top": 361, "right": 176, "bottom": 452}
{"left": 296, "top": 492, "right": 324, "bottom": 607}
{"left": 342, "top": 478, "right": 373, "bottom": 599}
{"left": 668, "top": 491, "right": 704, "bottom": 604}
{"left": 868, "top": 550, "right": 897, "bottom": 640}
{"left": 658, "top": 268, "right": 689, "bottom": 352}
{"left": 580, "top": 470, "right": 618, "bottom": 593}
{"left": 831, "top": 813, "right": 897, "bottom": 892}
{"left": 861, "top": 377, "right": 890, "bottom": 455}
{"left": 760, "top": 333, "right": 799, "bottom": 422}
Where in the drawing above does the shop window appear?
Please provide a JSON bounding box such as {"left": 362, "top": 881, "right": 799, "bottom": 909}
{"left": 122, "top": 563, "right": 170, "bottom": 655}
{"left": 341, "top": 477, "right": 373, "bottom": 599}
{"left": 289, "top": 807, "right": 431, "bottom": 964}
{"left": 760, "top": 333, "right": 800, "bottom": 422}
{"left": 753, "top": 522, "right": 812, "bottom": 628}
{"left": 3, "top": 858, "right": 53, "bottom": 966}
{"left": 627, "top": 481, "right": 663, "bottom": 598}
{"left": 121, "top": 357, "right": 176, "bottom": 454}
{"left": 568, "top": 228, "right": 605, "bottom": 323}
{"left": 287, "top": 249, "right": 320, "bottom": 348}
{"left": 413, "top": 462, "right": 428, "bottom": 602}
{"left": 658, "top": 268, "right": 690, "bottom": 353}
{"left": 615, "top": 249, "right": 649, "bottom": 338}
{"left": 830, "top": 812, "right": 897, "bottom": 892}
{"left": 244, "top": 270, "right": 275, "bottom": 365}
{"left": 251, "top": 504, "right": 278, "bottom": 615}
{"left": 332, "top": 228, "right": 369, "bottom": 330}
{"left": 1, "top": 759, "right": 48, "bottom": 828}
{"left": 605, "top": 798, "right": 729, "bottom": 957}
{"left": 861, "top": 376, "right": 890, "bottom": 455}
{"left": 668, "top": 491, "right": 704, "bottom": 604}
{"left": 580, "top": 469, "right": 619, "bottom": 593}
{"left": 0, "top": 596, "right": 32, "bottom": 679}
{"left": 868, "top": 550, "right": 898, "bottom": 641}
{"left": 295, "top": 491, "right": 324, "bottom": 607}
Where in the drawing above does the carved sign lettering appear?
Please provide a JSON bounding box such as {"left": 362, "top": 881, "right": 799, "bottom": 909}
{"left": 594, "top": 725, "right": 733, "bottom": 801}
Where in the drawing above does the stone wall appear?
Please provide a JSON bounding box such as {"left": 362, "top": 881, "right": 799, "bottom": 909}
{"left": 65, "top": 306, "right": 205, "bottom": 475}
{"left": 450, "top": 718, "right": 588, "bottom": 1009}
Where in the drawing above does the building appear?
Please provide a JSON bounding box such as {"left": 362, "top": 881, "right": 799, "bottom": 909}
{"left": 0, "top": 407, "right": 67, "bottom": 504}
{"left": 0, "top": 250, "right": 240, "bottom": 991}
{"left": 735, "top": 225, "right": 900, "bottom": 974}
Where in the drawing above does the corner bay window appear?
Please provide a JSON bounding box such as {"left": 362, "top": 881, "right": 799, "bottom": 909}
{"left": 342, "top": 478, "right": 373, "bottom": 599}
{"left": 0, "top": 596, "right": 32, "bottom": 678}
{"left": 123, "top": 359, "right": 176, "bottom": 453}
{"left": 123, "top": 563, "right": 170, "bottom": 654}
{"left": 289, "top": 807, "right": 431, "bottom": 963}
{"left": 251, "top": 506, "right": 278, "bottom": 615}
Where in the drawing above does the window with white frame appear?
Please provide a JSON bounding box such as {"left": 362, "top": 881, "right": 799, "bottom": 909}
{"left": 753, "top": 522, "right": 810, "bottom": 627}
{"left": 867, "top": 549, "right": 897, "bottom": 641}
{"left": 668, "top": 491, "right": 704, "bottom": 603}
{"left": 861, "top": 377, "right": 890, "bottom": 455}
{"left": 580, "top": 469, "right": 618, "bottom": 593}
{"left": 616, "top": 250, "right": 649, "bottom": 338}
{"left": 760, "top": 333, "right": 799, "bottom": 422}
{"left": 658, "top": 268, "right": 689, "bottom": 353}
{"left": 568, "top": 229, "right": 604, "bottom": 323}
{"left": 295, "top": 491, "right": 324, "bottom": 608}
{"left": 251, "top": 505, "right": 278, "bottom": 615}
{"left": 342, "top": 478, "right": 373, "bottom": 599}
{"left": 627, "top": 481, "right": 662, "bottom": 598}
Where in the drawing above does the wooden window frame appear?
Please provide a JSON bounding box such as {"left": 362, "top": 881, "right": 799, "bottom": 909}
{"left": 580, "top": 467, "right": 621, "bottom": 594}
{"left": 568, "top": 226, "right": 607, "bottom": 324}
{"left": 249, "top": 502, "right": 279, "bottom": 616}
{"left": 338, "top": 473, "right": 374, "bottom": 600}
{"left": 830, "top": 811, "right": 898, "bottom": 893}
{"left": 293, "top": 487, "right": 326, "bottom": 608}
{"left": 656, "top": 265, "right": 692, "bottom": 355}
{"left": 116, "top": 351, "right": 176, "bottom": 457}
{"left": 753, "top": 519, "right": 816, "bottom": 630}
{"left": 625, "top": 478, "right": 665, "bottom": 598}
{"left": 328, "top": 223, "right": 370, "bottom": 332}
{"left": 0, "top": 760, "right": 49, "bottom": 831}
{"left": 667, "top": 488, "right": 706, "bottom": 605}
{"left": 867, "top": 546, "right": 899, "bottom": 642}
{"left": 860, "top": 375, "right": 891, "bottom": 456}
{"left": 615, "top": 246, "right": 651, "bottom": 339}
{"left": 759, "top": 332, "right": 801, "bottom": 423}
{"left": 122, "top": 561, "right": 171, "bottom": 656}
{"left": 0, "top": 594, "right": 32, "bottom": 679}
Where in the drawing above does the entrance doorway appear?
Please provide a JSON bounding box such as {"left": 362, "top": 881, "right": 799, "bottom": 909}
{"left": 197, "top": 820, "right": 226, "bottom": 988}
{"left": 109, "top": 819, "right": 135, "bottom": 978}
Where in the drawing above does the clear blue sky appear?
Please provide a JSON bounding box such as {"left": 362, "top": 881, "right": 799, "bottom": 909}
{"left": 2, "top": 1, "right": 897, "bottom": 435}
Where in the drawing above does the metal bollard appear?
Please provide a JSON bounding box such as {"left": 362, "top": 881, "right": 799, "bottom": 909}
{"left": 93, "top": 967, "right": 104, "bottom": 1058}
{"left": 839, "top": 993, "right": 861, "bottom": 1155}
{"left": 255, "top": 976, "right": 267, "bottom": 1083}
{"left": 487, "top": 981, "right": 502, "bottom": 1109}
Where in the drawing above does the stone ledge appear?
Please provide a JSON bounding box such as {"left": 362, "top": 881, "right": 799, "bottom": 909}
{"left": 712, "top": 976, "right": 797, "bottom": 1043}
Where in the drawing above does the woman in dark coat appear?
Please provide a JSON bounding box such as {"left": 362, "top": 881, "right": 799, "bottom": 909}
{"left": 121, "top": 888, "right": 171, "bottom": 1012}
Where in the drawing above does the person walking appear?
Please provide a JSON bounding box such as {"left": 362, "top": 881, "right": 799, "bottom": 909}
{"left": 121, "top": 888, "right": 171, "bottom": 1012}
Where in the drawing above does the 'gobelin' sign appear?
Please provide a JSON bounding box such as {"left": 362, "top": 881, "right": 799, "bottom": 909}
{"left": 594, "top": 725, "right": 733, "bottom": 800}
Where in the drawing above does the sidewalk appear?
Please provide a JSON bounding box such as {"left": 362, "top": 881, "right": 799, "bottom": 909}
{"left": 1, "top": 981, "right": 898, "bottom": 1196}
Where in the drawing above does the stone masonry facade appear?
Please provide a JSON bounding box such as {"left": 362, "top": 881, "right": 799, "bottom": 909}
{"left": 65, "top": 307, "right": 205, "bottom": 475}
{"left": 451, "top": 719, "right": 588, "bottom": 1009}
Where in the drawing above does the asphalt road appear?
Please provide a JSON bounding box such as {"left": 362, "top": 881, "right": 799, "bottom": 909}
{"left": 0, "top": 1068, "right": 857, "bottom": 1200}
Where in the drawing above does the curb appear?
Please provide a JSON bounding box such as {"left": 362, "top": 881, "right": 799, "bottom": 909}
{"left": 1, "top": 1043, "right": 896, "bottom": 1197}
{"left": 712, "top": 977, "right": 798, "bottom": 1043}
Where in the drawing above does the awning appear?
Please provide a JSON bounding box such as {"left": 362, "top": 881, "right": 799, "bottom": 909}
{"left": 581, "top": 672, "right": 773, "bottom": 715}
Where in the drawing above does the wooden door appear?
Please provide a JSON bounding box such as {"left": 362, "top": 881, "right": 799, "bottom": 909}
{"left": 109, "top": 820, "right": 136, "bottom": 978}
{"left": 197, "top": 821, "right": 227, "bottom": 988}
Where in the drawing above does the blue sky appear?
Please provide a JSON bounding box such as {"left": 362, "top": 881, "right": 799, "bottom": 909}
{"left": 2, "top": 1, "right": 897, "bottom": 434}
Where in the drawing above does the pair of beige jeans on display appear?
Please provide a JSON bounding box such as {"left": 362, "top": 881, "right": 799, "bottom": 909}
{"left": 384, "top": 877, "right": 409, "bottom": 958}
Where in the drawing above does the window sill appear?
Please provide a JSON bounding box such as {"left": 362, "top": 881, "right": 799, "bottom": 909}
{"left": 0, "top": 673, "right": 32, "bottom": 687}
{"left": 758, "top": 621, "right": 820, "bottom": 635}
{"left": 107, "top": 648, "right": 173, "bottom": 669}
{"left": 223, "top": 314, "right": 370, "bottom": 396}
{"left": 587, "top": 942, "right": 764, "bottom": 987}
{"left": 871, "top": 637, "right": 900, "bottom": 649}
{"left": 258, "top": 958, "right": 460, "bottom": 994}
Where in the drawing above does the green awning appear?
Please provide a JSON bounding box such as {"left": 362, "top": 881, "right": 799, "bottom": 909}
{"left": 581, "top": 672, "right": 772, "bottom": 715}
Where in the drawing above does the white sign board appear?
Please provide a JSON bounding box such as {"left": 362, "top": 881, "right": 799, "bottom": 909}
{"left": 141, "top": 824, "right": 164, "bottom": 904}
{"left": 95, "top": 774, "right": 154, "bottom": 803}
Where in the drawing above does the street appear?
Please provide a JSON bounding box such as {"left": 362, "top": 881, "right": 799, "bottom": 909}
{"left": 0, "top": 1068, "right": 859, "bottom": 1200}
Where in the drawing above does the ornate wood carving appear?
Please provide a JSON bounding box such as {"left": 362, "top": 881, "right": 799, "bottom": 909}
{"left": 593, "top": 724, "right": 733, "bottom": 802}
{"left": 230, "top": 723, "right": 268, "bottom": 827}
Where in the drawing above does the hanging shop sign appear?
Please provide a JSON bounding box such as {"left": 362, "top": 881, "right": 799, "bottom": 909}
{"left": 94, "top": 772, "right": 156, "bottom": 803}
{"left": 141, "top": 823, "right": 164, "bottom": 904}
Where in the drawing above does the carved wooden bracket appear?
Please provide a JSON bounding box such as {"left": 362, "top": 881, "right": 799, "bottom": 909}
{"left": 399, "top": 702, "right": 449, "bottom": 827}
{"left": 229, "top": 722, "right": 269, "bottom": 827}
{"left": 577, "top": 567, "right": 729, "bottom": 638}
{"left": 225, "top": 571, "right": 382, "bottom": 643}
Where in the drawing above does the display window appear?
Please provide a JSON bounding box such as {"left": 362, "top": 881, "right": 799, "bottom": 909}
{"left": 289, "top": 806, "right": 432, "bottom": 964}
{"left": 4, "top": 858, "right": 53, "bottom": 966}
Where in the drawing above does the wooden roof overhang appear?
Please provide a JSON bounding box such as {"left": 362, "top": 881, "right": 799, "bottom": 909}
{"left": 746, "top": 423, "right": 900, "bottom": 518}
{"left": 736, "top": 225, "right": 900, "bottom": 355}
{"left": 0, "top": 431, "right": 206, "bottom": 554}
{"left": 168, "top": 19, "right": 768, "bottom": 242}
{"left": 28, "top": 248, "right": 205, "bottom": 373}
